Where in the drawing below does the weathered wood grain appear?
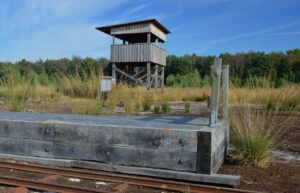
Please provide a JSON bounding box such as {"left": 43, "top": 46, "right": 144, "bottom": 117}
{"left": 222, "top": 65, "right": 229, "bottom": 119}
{"left": 110, "top": 44, "right": 166, "bottom": 66}
{"left": 210, "top": 58, "right": 222, "bottom": 125}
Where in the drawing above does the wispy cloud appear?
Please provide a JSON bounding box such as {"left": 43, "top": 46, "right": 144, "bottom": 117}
{"left": 262, "top": 31, "right": 300, "bottom": 36}
{"left": 212, "top": 21, "right": 300, "bottom": 44}
{"left": 0, "top": 0, "right": 127, "bottom": 62}
{"left": 122, "top": 3, "right": 151, "bottom": 17}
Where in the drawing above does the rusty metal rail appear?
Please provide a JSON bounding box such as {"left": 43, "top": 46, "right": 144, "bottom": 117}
{"left": 0, "top": 174, "right": 111, "bottom": 193}
{"left": 0, "top": 161, "right": 253, "bottom": 193}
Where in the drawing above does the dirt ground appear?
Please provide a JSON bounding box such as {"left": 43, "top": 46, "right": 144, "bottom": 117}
{"left": 0, "top": 101, "right": 299, "bottom": 193}
{"left": 219, "top": 123, "right": 300, "bottom": 193}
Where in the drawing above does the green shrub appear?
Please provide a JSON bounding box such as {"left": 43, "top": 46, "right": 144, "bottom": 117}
{"left": 185, "top": 102, "right": 191, "bottom": 113}
{"left": 154, "top": 105, "right": 160, "bottom": 113}
{"left": 275, "top": 78, "right": 294, "bottom": 88}
{"left": 143, "top": 101, "right": 151, "bottom": 111}
{"left": 9, "top": 103, "right": 24, "bottom": 112}
{"left": 166, "top": 70, "right": 202, "bottom": 88}
{"left": 161, "top": 103, "right": 171, "bottom": 113}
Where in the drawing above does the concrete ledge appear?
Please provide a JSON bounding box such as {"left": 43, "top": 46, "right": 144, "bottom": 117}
{"left": 0, "top": 153, "right": 240, "bottom": 186}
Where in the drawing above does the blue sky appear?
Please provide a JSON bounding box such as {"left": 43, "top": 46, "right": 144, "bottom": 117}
{"left": 0, "top": 0, "right": 299, "bottom": 62}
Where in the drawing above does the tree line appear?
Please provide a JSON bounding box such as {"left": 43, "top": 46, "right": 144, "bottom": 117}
{"left": 0, "top": 49, "right": 299, "bottom": 87}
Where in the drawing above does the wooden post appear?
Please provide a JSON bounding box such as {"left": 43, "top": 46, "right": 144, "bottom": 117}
{"left": 154, "top": 65, "right": 158, "bottom": 90}
{"left": 113, "top": 36, "right": 116, "bottom": 45}
{"left": 222, "top": 65, "right": 229, "bottom": 119}
{"left": 161, "top": 67, "right": 165, "bottom": 93}
{"left": 162, "top": 42, "right": 165, "bottom": 49}
{"left": 155, "top": 38, "right": 158, "bottom": 46}
{"left": 147, "top": 63, "right": 151, "bottom": 91}
{"left": 209, "top": 58, "right": 222, "bottom": 127}
{"left": 147, "top": 33, "right": 151, "bottom": 43}
{"left": 112, "top": 63, "right": 116, "bottom": 80}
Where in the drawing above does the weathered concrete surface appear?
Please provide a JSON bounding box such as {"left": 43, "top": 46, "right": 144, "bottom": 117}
{"left": 0, "top": 112, "right": 232, "bottom": 180}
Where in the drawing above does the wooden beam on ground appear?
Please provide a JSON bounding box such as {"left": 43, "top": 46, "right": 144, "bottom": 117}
{"left": 209, "top": 58, "right": 222, "bottom": 127}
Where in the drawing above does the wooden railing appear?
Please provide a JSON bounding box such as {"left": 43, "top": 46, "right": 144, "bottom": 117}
{"left": 111, "top": 43, "right": 166, "bottom": 66}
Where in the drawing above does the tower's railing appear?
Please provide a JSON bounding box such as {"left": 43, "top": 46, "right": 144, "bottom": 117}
{"left": 111, "top": 43, "right": 166, "bottom": 66}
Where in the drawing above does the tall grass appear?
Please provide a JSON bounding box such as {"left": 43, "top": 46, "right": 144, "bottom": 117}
{"left": 61, "top": 68, "right": 102, "bottom": 98}
{"left": 228, "top": 99, "right": 299, "bottom": 166}
{"left": 0, "top": 69, "right": 58, "bottom": 103}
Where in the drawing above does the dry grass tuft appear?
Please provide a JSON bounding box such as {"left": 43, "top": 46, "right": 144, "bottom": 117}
{"left": 228, "top": 96, "right": 299, "bottom": 166}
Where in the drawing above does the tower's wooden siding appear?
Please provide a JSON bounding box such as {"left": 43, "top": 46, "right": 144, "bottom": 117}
{"left": 111, "top": 23, "right": 151, "bottom": 35}
{"left": 111, "top": 44, "right": 166, "bottom": 66}
{"left": 110, "top": 23, "right": 166, "bottom": 42}
{"left": 150, "top": 24, "right": 166, "bottom": 42}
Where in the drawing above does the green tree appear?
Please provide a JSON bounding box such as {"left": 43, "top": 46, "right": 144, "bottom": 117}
{"left": 247, "top": 52, "right": 274, "bottom": 77}
{"left": 166, "top": 56, "right": 192, "bottom": 76}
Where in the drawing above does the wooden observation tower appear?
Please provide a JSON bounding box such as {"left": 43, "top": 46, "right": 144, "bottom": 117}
{"left": 96, "top": 19, "right": 170, "bottom": 91}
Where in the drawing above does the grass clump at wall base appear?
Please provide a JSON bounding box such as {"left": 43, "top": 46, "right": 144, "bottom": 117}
{"left": 185, "top": 102, "right": 191, "bottom": 113}
{"left": 8, "top": 103, "right": 24, "bottom": 112}
{"left": 154, "top": 105, "right": 160, "bottom": 113}
{"left": 72, "top": 100, "right": 103, "bottom": 115}
{"left": 161, "top": 103, "right": 171, "bottom": 113}
{"left": 143, "top": 102, "right": 151, "bottom": 111}
{"left": 228, "top": 103, "right": 298, "bottom": 166}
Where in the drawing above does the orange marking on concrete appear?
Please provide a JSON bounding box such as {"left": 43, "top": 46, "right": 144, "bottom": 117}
{"left": 163, "top": 128, "right": 173, "bottom": 130}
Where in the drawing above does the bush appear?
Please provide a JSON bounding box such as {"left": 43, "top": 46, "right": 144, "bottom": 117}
{"left": 166, "top": 70, "right": 202, "bottom": 88}
{"left": 161, "top": 103, "right": 171, "bottom": 113}
{"left": 185, "top": 102, "right": 190, "bottom": 113}
{"left": 143, "top": 101, "right": 151, "bottom": 111}
{"left": 154, "top": 105, "right": 160, "bottom": 113}
{"left": 275, "top": 78, "right": 294, "bottom": 88}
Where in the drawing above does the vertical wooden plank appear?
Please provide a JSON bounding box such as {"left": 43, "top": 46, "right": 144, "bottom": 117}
{"left": 113, "top": 36, "right": 116, "bottom": 45}
{"left": 147, "top": 33, "right": 151, "bottom": 43}
{"left": 209, "top": 58, "right": 222, "bottom": 127}
{"left": 147, "top": 62, "right": 151, "bottom": 91}
{"left": 161, "top": 67, "right": 165, "bottom": 93}
{"left": 112, "top": 63, "right": 116, "bottom": 80}
{"left": 154, "top": 65, "right": 158, "bottom": 90}
{"left": 162, "top": 42, "right": 165, "bottom": 49}
{"left": 210, "top": 65, "right": 214, "bottom": 77}
{"left": 222, "top": 65, "right": 229, "bottom": 119}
